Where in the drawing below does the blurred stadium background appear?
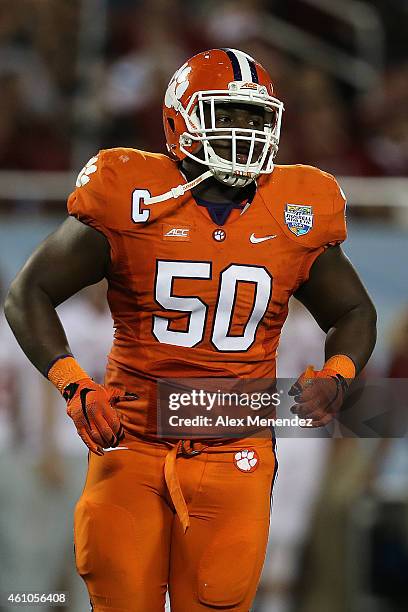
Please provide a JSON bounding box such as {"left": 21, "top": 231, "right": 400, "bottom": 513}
{"left": 0, "top": 1, "right": 407, "bottom": 611}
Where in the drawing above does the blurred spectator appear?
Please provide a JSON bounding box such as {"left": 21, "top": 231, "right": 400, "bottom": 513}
{"left": 29, "top": 0, "right": 79, "bottom": 96}
{"left": 360, "top": 63, "right": 408, "bottom": 176}
{"left": 0, "top": 0, "right": 406, "bottom": 175}
{"left": 369, "top": 500, "right": 408, "bottom": 612}
{"left": 0, "top": 281, "right": 113, "bottom": 611}
{"left": 296, "top": 438, "right": 379, "bottom": 612}
{"left": 360, "top": 306, "right": 408, "bottom": 612}
{"left": 101, "top": 0, "right": 188, "bottom": 152}
{"left": 256, "top": 299, "right": 330, "bottom": 612}
{"left": 288, "top": 68, "right": 380, "bottom": 175}
{"left": 293, "top": 305, "right": 408, "bottom": 612}
{"left": 204, "top": 0, "right": 267, "bottom": 46}
{"left": 0, "top": 0, "right": 71, "bottom": 169}
{"left": 386, "top": 306, "right": 408, "bottom": 377}
{"left": 0, "top": 270, "right": 21, "bottom": 449}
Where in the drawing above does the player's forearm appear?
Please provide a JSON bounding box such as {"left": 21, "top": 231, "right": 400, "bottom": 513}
{"left": 324, "top": 302, "right": 377, "bottom": 375}
{"left": 4, "top": 280, "right": 71, "bottom": 376}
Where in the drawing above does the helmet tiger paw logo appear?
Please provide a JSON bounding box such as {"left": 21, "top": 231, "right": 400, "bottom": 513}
{"left": 164, "top": 64, "right": 192, "bottom": 111}
{"left": 76, "top": 155, "right": 99, "bottom": 187}
{"left": 234, "top": 449, "right": 259, "bottom": 472}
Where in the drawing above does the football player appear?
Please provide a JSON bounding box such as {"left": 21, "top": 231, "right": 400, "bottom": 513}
{"left": 4, "top": 48, "right": 376, "bottom": 611}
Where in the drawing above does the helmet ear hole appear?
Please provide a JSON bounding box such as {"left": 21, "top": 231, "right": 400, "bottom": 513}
{"left": 167, "top": 117, "right": 175, "bottom": 133}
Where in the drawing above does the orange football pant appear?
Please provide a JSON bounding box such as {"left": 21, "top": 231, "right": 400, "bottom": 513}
{"left": 73, "top": 434, "right": 277, "bottom": 611}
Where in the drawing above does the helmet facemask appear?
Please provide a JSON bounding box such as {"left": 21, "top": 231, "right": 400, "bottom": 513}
{"left": 177, "top": 83, "right": 284, "bottom": 187}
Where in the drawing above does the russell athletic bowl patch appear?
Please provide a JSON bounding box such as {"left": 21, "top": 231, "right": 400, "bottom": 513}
{"left": 284, "top": 204, "right": 313, "bottom": 236}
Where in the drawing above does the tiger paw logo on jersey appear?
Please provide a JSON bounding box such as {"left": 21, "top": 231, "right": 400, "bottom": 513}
{"left": 284, "top": 204, "right": 313, "bottom": 236}
{"left": 234, "top": 449, "right": 259, "bottom": 472}
{"left": 76, "top": 155, "right": 99, "bottom": 187}
{"left": 213, "top": 229, "right": 226, "bottom": 242}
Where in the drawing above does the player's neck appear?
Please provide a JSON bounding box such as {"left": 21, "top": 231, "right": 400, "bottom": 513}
{"left": 180, "top": 159, "right": 249, "bottom": 204}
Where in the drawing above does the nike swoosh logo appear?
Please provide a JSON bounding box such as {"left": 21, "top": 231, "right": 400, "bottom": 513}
{"left": 79, "top": 388, "right": 94, "bottom": 427}
{"left": 250, "top": 233, "right": 277, "bottom": 243}
{"left": 103, "top": 446, "right": 129, "bottom": 452}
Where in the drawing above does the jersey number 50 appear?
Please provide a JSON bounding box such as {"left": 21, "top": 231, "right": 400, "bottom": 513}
{"left": 153, "top": 261, "right": 272, "bottom": 352}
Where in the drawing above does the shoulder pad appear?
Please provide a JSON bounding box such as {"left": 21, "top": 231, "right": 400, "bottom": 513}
{"left": 67, "top": 148, "right": 176, "bottom": 231}
{"left": 260, "top": 164, "right": 347, "bottom": 248}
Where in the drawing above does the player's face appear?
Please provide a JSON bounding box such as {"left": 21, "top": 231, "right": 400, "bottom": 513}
{"left": 203, "top": 102, "right": 274, "bottom": 165}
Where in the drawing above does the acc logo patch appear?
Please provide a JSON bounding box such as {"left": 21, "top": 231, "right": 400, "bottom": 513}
{"left": 163, "top": 224, "right": 191, "bottom": 241}
{"left": 284, "top": 204, "right": 313, "bottom": 236}
{"left": 234, "top": 449, "right": 259, "bottom": 473}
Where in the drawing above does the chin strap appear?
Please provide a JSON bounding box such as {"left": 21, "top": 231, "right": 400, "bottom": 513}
{"left": 144, "top": 170, "right": 213, "bottom": 205}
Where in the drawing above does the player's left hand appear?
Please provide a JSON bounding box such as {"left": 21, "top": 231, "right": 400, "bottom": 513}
{"left": 289, "top": 365, "right": 349, "bottom": 427}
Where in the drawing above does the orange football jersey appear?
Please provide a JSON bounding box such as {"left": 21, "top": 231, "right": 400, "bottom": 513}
{"left": 67, "top": 148, "right": 346, "bottom": 437}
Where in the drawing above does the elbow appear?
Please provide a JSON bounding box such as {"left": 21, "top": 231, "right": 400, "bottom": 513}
{"left": 359, "top": 299, "right": 378, "bottom": 360}
{"left": 325, "top": 298, "right": 377, "bottom": 334}
{"left": 3, "top": 275, "right": 31, "bottom": 327}
{"left": 370, "top": 301, "right": 378, "bottom": 344}
{"left": 3, "top": 290, "right": 11, "bottom": 319}
{"left": 354, "top": 298, "right": 377, "bottom": 349}
{"left": 354, "top": 298, "right": 377, "bottom": 333}
{"left": 4, "top": 279, "right": 21, "bottom": 325}
{"left": 371, "top": 304, "right": 377, "bottom": 328}
{"left": 365, "top": 298, "right": 378, "bottom": 331}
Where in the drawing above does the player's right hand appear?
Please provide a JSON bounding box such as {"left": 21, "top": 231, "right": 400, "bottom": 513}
{"left": 62, "top": 378, "right": 125, "bottom": 455}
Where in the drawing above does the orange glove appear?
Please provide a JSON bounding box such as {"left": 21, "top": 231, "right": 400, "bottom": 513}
{"left": 47, "top": 356, "right": 129, "bottom": 455}
{"left": 63, "top": 379, "right": 125, "bottom": 455}
{"left": 289, "top": 355, "right": 355, "bottom": 428}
